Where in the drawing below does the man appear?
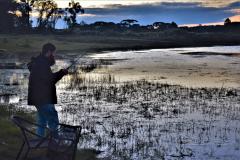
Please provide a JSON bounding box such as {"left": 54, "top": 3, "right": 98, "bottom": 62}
{"left": 27, "top": 43, "right": 68, "bottom": 136}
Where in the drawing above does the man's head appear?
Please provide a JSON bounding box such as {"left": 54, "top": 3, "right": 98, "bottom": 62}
{"left": 41, "top": 43, "right": 56, "bottom": 66}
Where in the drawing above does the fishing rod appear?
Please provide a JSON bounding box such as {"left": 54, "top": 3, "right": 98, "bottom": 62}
{"left": 25, "top": 54, "right": 85, "bottom": 70}
{"left": 65, "top": 54, "right": 85, "bottom": 70}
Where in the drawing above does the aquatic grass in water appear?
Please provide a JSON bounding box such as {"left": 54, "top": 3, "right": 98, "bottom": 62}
{"left": 56, "top": 73, "right": 240, "bottom": 159}
{"left": 1, "top": 63, "right": 239, "bottom": 159}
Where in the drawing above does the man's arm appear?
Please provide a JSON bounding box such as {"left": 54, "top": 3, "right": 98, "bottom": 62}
{"left": 35, "top": 64, "right": 67, "bottom": 85}
{"left": 52, "top": 69, "right": 68, "bottom": 84}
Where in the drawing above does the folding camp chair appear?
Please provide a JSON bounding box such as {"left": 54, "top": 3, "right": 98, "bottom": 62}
{"left": 11, "top": 115, "right": 81, "bottom": 160}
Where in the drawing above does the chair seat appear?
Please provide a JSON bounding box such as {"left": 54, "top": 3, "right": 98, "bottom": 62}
{"left": 48, "top": 138, "right": 74, "bottom": 152}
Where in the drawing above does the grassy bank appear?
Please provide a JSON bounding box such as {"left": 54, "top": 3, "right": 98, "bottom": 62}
{"left": 0, "top": 105, "right": 98, "bottom": 160}
{"left": 0, "top": 30, "right": 240, "bottom": 60}
{"left": 0, "top": 105, "right": 29, "bottom": 160}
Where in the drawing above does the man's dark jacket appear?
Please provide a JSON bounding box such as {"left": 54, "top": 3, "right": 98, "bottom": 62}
{"left": 27, "top": 55, "right": 65, "bottom": 106}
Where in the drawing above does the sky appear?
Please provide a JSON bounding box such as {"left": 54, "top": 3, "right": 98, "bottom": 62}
{"left": 52, "top": 0, "right": 240, "bottom": 28}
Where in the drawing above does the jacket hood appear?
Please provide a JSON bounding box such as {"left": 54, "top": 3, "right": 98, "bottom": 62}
{"left": 27, "top": 55, "right": 50, "bottom": 72}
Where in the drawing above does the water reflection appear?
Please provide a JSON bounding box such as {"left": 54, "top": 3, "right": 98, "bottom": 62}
{"left": 89, "top": 46, "right": 240, "bottom": 88}
{"left": 0, "top": 46, "right": 240, "bottom": 159}
{"left": 0, "top": 94, "right": 19, "bottom": 104}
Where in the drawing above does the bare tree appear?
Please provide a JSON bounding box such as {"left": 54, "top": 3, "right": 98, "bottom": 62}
{"left": 32, "top": 0, "right": 59, "bottom": 30}
{"left": 64, "top": 0, "right": 84, "bottom": 29}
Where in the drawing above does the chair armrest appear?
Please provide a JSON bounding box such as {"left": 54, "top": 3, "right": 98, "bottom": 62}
{"left": 58, "top": 124, "right": 82, "bottom": 136}
{"left": 11, "top": 115, "right": 51, "bottom": 133}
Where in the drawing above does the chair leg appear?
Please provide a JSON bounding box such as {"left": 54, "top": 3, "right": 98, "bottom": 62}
{"left": 16, "top": 141, "right": 25, "bottom": 160}
{"left": 72, "top": 147, "right": 76, "bottom": 160}
{"left": 22, "top": 147, "right": 30, "bottom": 160}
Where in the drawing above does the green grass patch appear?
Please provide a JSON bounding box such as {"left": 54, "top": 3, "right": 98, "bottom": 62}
{"left": 0, "top": 105, "right": 32, "bottom": 160}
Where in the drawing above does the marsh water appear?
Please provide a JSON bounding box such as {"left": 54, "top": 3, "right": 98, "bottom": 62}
{"left": 89, "top": 45, "right": 240, "bottom": 88}
{"left": 1, "top": 46, "right": 240, "bottom": 159}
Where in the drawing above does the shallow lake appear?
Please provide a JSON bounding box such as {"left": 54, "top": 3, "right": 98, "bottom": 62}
{"left": 1, "top": 45, "right": 240, "bottom": 159}
{"left": 89, "top": 45, "right": 240, "bottom": 88}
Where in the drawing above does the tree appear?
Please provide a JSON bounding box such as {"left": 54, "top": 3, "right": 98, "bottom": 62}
{"left": 120, "top": 19, "right": 138, "bottom": 27}
{"left": 14, "top": 0, "right": 34, "bottom": 31}
{"left": 12, "top": 0, "right": 59, "bottom": 31}
{"left": 64, "top": 0, "right": 84, "bottom": 29}
{"left": 171, "top": 21, "right": 178, "bottom": 28}
{"left": 224, "top": 18, "right": 231, "bottom": 26}
{"left": 152, "top": 22, "right": 164, "bottom": 29}
{"left": 0, "top": 0, "right": 15, "bottom": 32}
{"left": 32, "top": 0, "right": 59, "bottom": 30}
{"left": 153, "top": 21, "right": 178, "bottom": 30}
{"left": 90, "top": 21, "right": 116, "bottom": 30}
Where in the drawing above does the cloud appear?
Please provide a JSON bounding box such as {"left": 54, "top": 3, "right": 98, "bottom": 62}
{"left": 229, "top": 9, "right": 240, "bottom": 14}
{"left": 225, "top": 1, "right": 240, "bottom": 8}
{"left": 78, "top": 13, "right": 98, "bottom": 17}
{"left": 77, "top": 2, "right": 238, "bottom": 25}
{"left": 55, "top": 0, "right": 240, "bottom": 8}
{"left": 179, "top": 22, "right": 224, "bottom": 27}
{"left": 229, "top": 15, "right": 240, "bottom": 22}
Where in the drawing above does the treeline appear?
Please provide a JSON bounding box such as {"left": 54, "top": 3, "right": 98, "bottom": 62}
{"left": 72, "top": 20, "right": 178, "bottom": 33}
{"left": 181, "top": 18, "right": 240, "bottom": 33}
{"left": 73, "top": 18, "right": 240, "bottom": 34}
{"left": 0, "top": 0, "right": 239, "bottom": 34}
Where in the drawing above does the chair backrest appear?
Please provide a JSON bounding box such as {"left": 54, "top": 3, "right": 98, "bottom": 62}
{"left": 48, "top": 124, "right": 82, "bottom": 160}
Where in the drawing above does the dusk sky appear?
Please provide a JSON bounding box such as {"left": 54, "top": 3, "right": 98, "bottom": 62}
{"left": 52, "top": 0, "right": 240, "bottom": 28}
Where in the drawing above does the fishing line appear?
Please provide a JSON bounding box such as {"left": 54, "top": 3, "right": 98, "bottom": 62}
{"left": 66, "top": 54, "right": 85, "bottom": 70}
